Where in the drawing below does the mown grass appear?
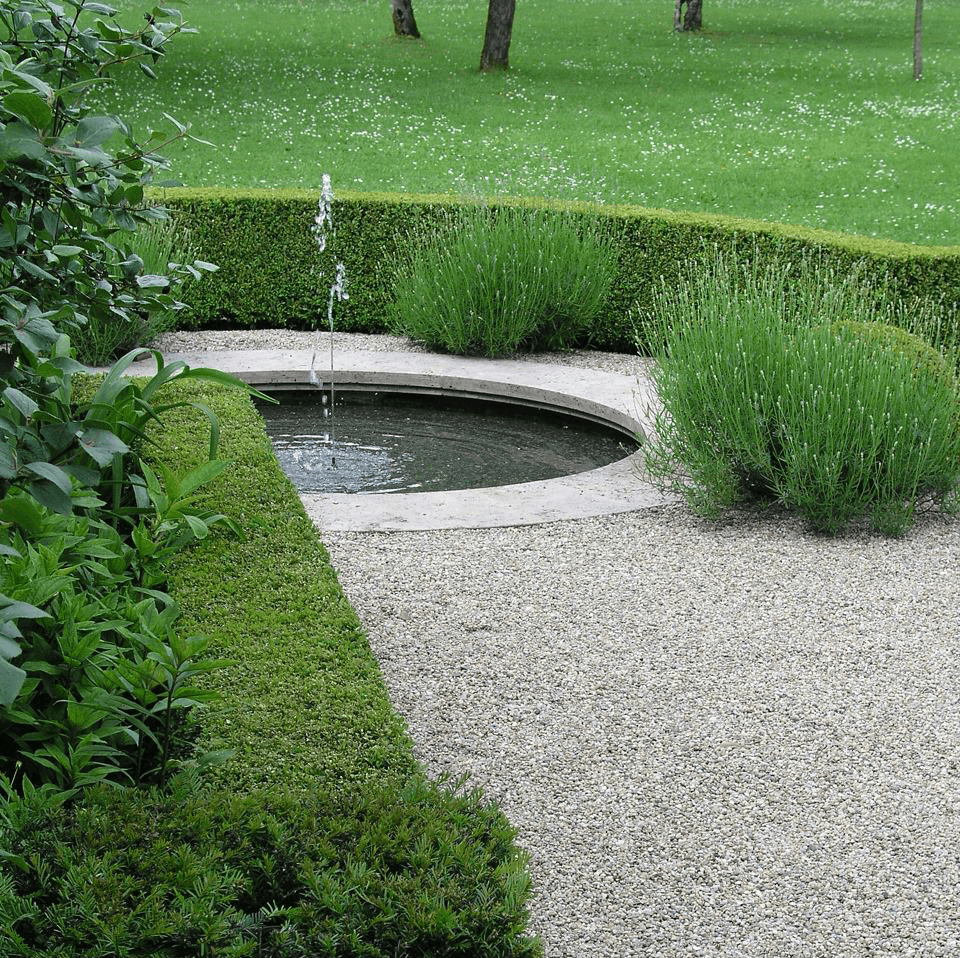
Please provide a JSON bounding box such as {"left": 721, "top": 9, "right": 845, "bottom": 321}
{"left": 98, "top": 0, "right": 960, "bottom": 245}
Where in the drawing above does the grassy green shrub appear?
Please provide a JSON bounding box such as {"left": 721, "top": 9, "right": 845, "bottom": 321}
{"left": 0, "top": 775, "right": 539, "bottom": 957}
{"left": 0, "top": 0, "right": 246, "bottom": 778}
{"left": 0, "top": 494, "right": 230, "bottom": 791}
{"left": 158, "top": 189, "right": 960, "bottom": 355}
{"left": 386, "top": 202, "right": 617, "bottom": 356}
{"left": 641, "top": 251, "right": 960, "bottom": 535}
{"left": 71, "top": 218, "right": 209, "bottom": 366}
{"left": 0, "top": 350, "right": 251, "bottom": 788}
{"left": 0, "top": 365, "right": 247, "bottom": 789}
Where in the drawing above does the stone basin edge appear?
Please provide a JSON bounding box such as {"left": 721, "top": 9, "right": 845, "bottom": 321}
{"left": 129, "top": 349, "right": 674, "bottom": 531}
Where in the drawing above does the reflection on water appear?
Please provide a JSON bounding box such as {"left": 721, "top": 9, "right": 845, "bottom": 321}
{"left": 253, "top": 390, "right": 637, "bottom": 494}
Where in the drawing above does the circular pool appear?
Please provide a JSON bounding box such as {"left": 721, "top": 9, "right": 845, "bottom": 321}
{"left": 254, "top": 388, "right": 639, "bottom": 495}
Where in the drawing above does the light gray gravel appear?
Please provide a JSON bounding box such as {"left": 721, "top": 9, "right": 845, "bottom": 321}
{"left": 324, "top": 509, "right": 960, "bottom": 958}
{"left": 155, "top": 328, "right": 653, "bottom": 378}
{"left": 164, "top": 331, "right": 960, "bottom": 957}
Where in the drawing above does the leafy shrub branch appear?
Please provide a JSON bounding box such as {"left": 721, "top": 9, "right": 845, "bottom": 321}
{"left": 0, "top": 0, "right": 247, "bottom": 785}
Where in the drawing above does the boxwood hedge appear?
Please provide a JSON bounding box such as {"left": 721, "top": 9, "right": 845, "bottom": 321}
{"left": 156, "top": 187, "right": 960, "bottom": 354}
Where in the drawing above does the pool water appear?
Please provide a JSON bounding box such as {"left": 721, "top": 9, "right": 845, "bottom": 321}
{"left": 254, "top": 388, "right": 638, "bottom": 494}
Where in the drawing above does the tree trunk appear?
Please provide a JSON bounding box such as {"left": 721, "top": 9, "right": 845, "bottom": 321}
{"left": 480, "top": 0, "right": 516, "bottom": 71}
{"left": 674, "top": 0, "right": 703, "bottom": 32}
{"left": 391, "top": 0, "right": 421, "bottom": 39}
{"left": 913, "top": 0, "right": 923, "bottom": 80}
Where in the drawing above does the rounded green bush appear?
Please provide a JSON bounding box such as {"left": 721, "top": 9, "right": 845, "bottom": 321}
{"left": 642, "top": 250, "right": 960, "bottom": 535}
{"left": 387, "top": 202, "right": 617, "bottom": 357}
{"left": 824, "top": 319, "right": 958, "bottom": 396}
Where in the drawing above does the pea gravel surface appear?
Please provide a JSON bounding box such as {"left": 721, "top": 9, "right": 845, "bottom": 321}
{"left": 161, "top": 331, "right": 960, "bottom": 957}
{"left": 323, "top": 510, "right": 960, "bottom": 958}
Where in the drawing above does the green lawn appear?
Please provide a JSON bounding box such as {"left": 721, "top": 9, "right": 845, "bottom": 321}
{"left": 98, "top": 0, "right": 960, "bottom": 245}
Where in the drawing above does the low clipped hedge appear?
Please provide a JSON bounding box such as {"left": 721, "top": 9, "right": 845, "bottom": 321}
{"left": 4, "top": 776, "right": 538, "bottom": 956}
{"left": 155, "top": 382, "right": 417, "bottom": 797}
{"left": 0, "top": 381, "right": 541, "bottom": 957}
{"left": 156, "top": 187, "right": 960, "bottom": 353}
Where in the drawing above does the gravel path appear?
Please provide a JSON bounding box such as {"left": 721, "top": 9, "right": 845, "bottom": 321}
{"left": 324, "top": 509, "right": 960, "bottom": 958}
{"left": 163, "top": 330, "right": 960, "bottom": 957}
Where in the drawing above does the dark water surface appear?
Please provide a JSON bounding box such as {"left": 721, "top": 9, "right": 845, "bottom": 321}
{"left": 254, "top": 389, "right": 638, "bottom": 494}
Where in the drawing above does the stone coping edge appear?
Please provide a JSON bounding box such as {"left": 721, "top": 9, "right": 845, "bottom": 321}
{"left": 131, "top": 349, "right": 674, "bottom": 531}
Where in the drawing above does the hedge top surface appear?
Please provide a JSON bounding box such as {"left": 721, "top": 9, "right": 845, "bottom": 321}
{"left": 151, "top": 187, "right": 960, "bottom": 258}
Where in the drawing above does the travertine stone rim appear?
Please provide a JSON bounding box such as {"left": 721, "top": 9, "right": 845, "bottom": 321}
{"left": 132, "top": 348, "right": 674, "bottom": 531}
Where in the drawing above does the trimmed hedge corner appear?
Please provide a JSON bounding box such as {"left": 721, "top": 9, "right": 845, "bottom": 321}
{"left": 156, "top": 187, "right": 960, "bottom": 353}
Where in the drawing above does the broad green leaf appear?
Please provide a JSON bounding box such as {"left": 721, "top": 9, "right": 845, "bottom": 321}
{"left": 18, "top": 659, "right": 61, "bottom": 676}
{"left": 2, "top": 91, "right": 53, "bottom": 130}
{"left": 78, "top": 31, "right": 100, "bottom": 56}
{"left": 7, "top": 68, "right": 52, "bottom": 99}
{"left": 24, "top": 461, "right": 72, "bottom": 494}
{"left": 38, "top": 357, "right": 87, "bottom": 377}
{"left": 24, "top": 316, "right": 59, "bottom": 342}
{"left": 74, "top": 115, "right": 123, "bottom": 147}
{"left": 40, "top": 422, "right": 83, "bottom": 457}
{"left": 0, "top": 598, "right": 50, "bottom": 623}
{"left": 29, "top": 479, "right": 72, "bottom": 515}
{"left": 14, "top": 256, "right": 57, "bottom": 283}
{"left": 66, "top": 700, "right": 104, "bottom": 731}
{"left": 51, "top": 245, "right": 84, "bottom": 257}
{"left": 78, "top": 428, "right": 129, "bottom": 467}
{"left": 183, "top": 514, "right": 209, "bottom": 539}
{"left": 94, "top": 18, "right": 123, "bottom": 40}
{"left": 29, "top": 746, "right": 69, "bottom": 774}
{"left": 0, "top": 121, "right": 46, "bottom": 160}
{"left": 135, "top": 273, "right": 169, "bottom": 288}
{"left": 56, "top": 144, "right": 112, "bottom": 166}
{"left": 77, "top": 541, "right": 123, "bottom": 560}
{"left": 0, "top": 658, "right": 27, "bottom": 706}
{"left": 0, "top": 443, "right": 15, "bottom": 480}
{"left": 0, "top": 636, "right": 22, "bottom": 659}
{"left": 70, "top": 493, "right": 105, "bottom": 508}
{"left": 2, "top": 386, "right": 39, "bottom": 419}
{"left": 0, "top": 495, "right": 44, "bottom": 536}
{"left": 12, "top": 315, "right": 59, "bottom": 354}
{"left": 178, "top": 459, "right": 231, "bottom": 497}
